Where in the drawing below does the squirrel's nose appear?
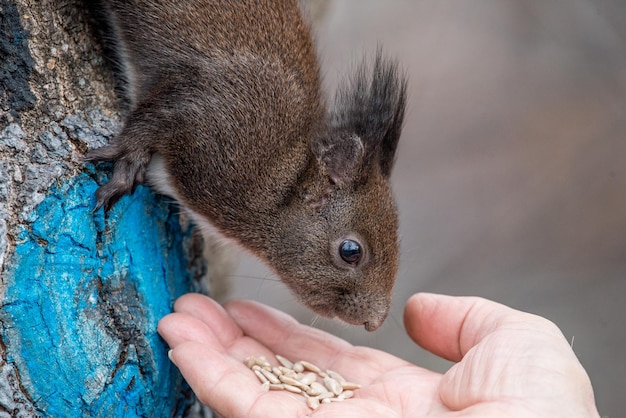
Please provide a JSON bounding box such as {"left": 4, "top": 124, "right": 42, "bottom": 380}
{"left": 364, "top": 319, "right": 382, "bottom": 332}
{"left": 364, "top": 321, "right": 377, "bottom": 331}
{"left": 363, "top": 310, "right": 389, "bottom": 331}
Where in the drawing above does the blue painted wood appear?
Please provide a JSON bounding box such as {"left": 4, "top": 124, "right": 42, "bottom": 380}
{"left": 1, "top": 167, "right": 195, "bottom": 417}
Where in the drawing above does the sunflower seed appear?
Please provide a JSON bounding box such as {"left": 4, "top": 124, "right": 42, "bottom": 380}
{"left": 325, "top": 396, "right": 345, "bottom": 403}
{"left": 341, "top": 381, "right": 362, "bottom": 390}
{"left": 275, "top": 354, "right": 294, "bottom": 368}
{"left": 279, "top": 375, "right": 306, "bottom": 389}
{"left": 317, "top": 391, "right": 335, "bottom": 400}
{"left": 282, "top": 383, "right": 302, "bottom": 393}
{"left": 278, "top": 366, "right": 294, "bottom": 375}
{"left": 292, "top": 362, "right": 304, "bottom": 373}
{"left": 341, "top": 390, "right": 354, "bottom": 399}
{"left": 299, "top": 372, "right": 317, "bottom": 386}
{"left": 260, "top": 368, "right": 281, "bottom": 384}
{"left": 323, "top": 376, "right": 343, "bottom": 396}
{"left": 244, "top": 356, "right": 257, "bottom": 368}
{"left": 255, "top": 356, "right": 271, "bottom": 368}
{"left": 299, "top": 360, "right": 322, "bottom": 374}
{"left": 244, "top": 354, "right": 361, "bottom": 410}
{"left": 254, "top": 369, "right": 268, "bottom": 384}
{"left": 306, "top": 382, "right": 327, "bottom": 396}
{"left": 306, "top": 396, "right": 320, "bottom": 410}
{"left": 326, "top": 369, "right": 346, "bottom": 384}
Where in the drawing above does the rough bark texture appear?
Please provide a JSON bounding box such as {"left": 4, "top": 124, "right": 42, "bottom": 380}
{"left": 1, "top": 1, "right": 204, "bottom": 416}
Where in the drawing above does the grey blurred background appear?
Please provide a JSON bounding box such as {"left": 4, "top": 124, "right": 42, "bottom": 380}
{"left": 230, "top": 1, "right": 626, "bottom": 416}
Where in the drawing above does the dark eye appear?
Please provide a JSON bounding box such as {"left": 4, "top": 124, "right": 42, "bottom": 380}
{"left": 339, "top": 239, "right": 362, "bottom": 265}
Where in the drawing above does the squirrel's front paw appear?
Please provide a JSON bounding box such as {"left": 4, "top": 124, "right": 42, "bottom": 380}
{"left": 86, "top": 143, "right": 151, "bottom": 211}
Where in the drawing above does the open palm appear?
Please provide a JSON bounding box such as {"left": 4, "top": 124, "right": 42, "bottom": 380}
{"left": 158, "top": 293, "right": 598, "bottom": 418}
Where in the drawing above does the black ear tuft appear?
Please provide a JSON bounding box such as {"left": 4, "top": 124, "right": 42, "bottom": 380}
{"left": 331, "top": 48, "right": 408, "bottom": 177}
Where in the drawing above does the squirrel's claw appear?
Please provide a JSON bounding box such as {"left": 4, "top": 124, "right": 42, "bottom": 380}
{"left": 87, "top": 143, "right": 151, "bottom": 211}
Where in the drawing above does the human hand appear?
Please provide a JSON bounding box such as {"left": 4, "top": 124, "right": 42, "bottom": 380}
{"left": 158, "top": 293, "right": 599, "bottom": 417}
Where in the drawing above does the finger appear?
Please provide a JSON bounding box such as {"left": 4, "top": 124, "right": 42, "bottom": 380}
{"left": 225, "top": 300, "right": 411, "bottom": 382}
{"left": 158, "top": 312, "right": 222, "bottom": 349}
{"left": 173, "top": 293, "right": 244, "bottom": 347}
{"left": 161, "top": 296, "right": 284, "bottom": 364}
{"left": 225, "top": 299, "right": 352, "bottom": 357}
{"left": 403, "top": 292, "right": 541, "bottom": 362}
{"left": 169, "top": 342, "right": 309, "bottom": 417}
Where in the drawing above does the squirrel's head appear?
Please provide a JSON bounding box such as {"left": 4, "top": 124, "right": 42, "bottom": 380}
{"left": 266, "top": 51, "right": 407, "bottom": 331}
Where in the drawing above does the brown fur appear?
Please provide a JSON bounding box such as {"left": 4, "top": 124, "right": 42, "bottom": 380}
{"left": 87, "top": 0, "right": 407, "bottom": 331}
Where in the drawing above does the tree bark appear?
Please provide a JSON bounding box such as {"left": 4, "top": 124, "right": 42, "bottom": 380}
{"left": 0, "top": 1, "right": 203, "bottom": 416}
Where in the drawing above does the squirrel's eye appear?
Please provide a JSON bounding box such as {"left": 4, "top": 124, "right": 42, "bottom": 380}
{"left": 339, "top": 239, "right": 362, "bottom": 265}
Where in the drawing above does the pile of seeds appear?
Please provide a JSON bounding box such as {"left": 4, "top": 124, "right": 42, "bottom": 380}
{"left": 244, "top": 354, "right": 361, "bottom": 410}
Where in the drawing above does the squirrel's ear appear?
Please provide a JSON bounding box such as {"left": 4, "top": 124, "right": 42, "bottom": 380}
{"left": 312, "top": 131, "right": 364, "bottom": 186}
{"left": 330, "top": 49, "right": 407, "bottom": 178}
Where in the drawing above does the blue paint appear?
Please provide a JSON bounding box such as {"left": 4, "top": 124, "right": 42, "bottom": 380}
{"left": 1, "top": 169, "right": 195, "bottom": 417}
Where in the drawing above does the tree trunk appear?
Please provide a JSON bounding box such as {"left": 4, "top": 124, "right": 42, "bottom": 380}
{"left": 0, "top": 1, "right": 204, "bottom": 416}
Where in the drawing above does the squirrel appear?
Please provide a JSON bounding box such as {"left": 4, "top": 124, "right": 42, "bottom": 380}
{"left": 86, "top": 0, "right": 407, "bottom": 331}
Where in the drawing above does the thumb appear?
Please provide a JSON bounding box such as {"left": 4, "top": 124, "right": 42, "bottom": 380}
{"left": 403, "top": 293, "right": 597, "bottom": 415}
{"left": 403, "top": 292, "right": 515, "bottom": 362}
